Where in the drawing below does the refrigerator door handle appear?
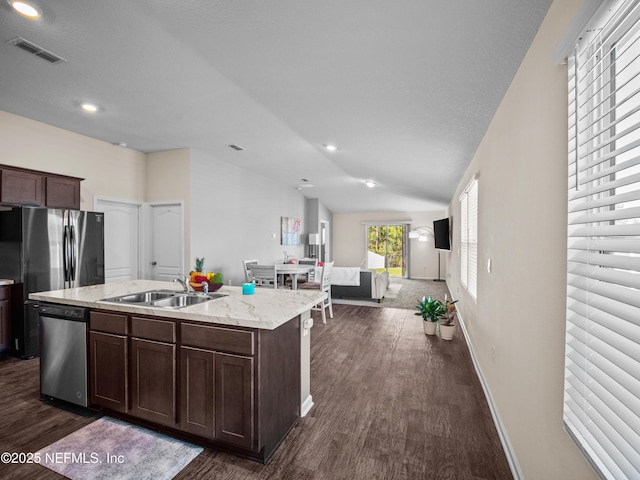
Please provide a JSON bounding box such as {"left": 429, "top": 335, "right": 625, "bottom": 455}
{"left": 63, "top": 225, "right": 70, "bottom": 282}
{"left": 70, "top": 225, "right": 76, "bottom": 281}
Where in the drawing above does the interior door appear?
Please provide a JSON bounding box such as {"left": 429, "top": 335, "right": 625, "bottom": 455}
{"left": 94, "top": 199, "right": 140, "bottom": 283}
{"left": 149, "top": 202, "right": 184, "bottom": 281}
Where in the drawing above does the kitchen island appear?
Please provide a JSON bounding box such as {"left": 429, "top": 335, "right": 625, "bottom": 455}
{"left": 30, "top": 280, "right": 325, "bottom": 463}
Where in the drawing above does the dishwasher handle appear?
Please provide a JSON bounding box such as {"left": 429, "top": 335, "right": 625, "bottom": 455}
{"left": 38, "top": 303, "right": 89, "bottom": 321}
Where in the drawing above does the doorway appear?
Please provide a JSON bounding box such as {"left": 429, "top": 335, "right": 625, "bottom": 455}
{"left": 366, "top": 224, "right": 408, "bottom": 278}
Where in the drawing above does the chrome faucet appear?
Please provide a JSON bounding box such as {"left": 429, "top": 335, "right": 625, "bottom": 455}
{"left": 173, "top": 274, "right": 191, "bottom": 292}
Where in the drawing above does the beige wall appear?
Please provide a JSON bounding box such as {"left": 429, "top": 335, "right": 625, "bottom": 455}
{"left": 0, "top": 111, "right": 147, "bottom": 209}
{"left": 333, "top": 210, "right": 447, "bottom": 279}
{"left": 446, "top": 1, "right": 597, "bottom": 479}
{"left": 146, "top": 149, "right": 191, "bottom": 268}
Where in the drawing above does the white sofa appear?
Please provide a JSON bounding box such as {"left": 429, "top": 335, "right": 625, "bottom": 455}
{"left": 331, "top": 268, "right": 389, "bottom": 302}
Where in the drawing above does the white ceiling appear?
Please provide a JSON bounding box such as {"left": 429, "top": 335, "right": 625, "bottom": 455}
{"left": 0, "top": 0, "right": 552, "bottom": 213}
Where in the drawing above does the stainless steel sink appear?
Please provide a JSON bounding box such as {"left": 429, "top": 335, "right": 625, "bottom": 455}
{"left": 112, "top": 290, "right": 176, "bottom": 303}
{"left": 101, "top": 290, "right": 226, "bottom": 309}
{"left": 152, "top": 294, "right": 224, "bottom": 308}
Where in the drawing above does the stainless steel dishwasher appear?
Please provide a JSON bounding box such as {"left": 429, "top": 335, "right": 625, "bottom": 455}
{"left": 39, "top": 303, "right": 89, "bottom": 407}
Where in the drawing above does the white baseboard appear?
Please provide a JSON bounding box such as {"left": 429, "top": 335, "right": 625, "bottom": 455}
{"left": 301, "top": 395, "right": 314, "bottom": 417}
{"left": 449, "top": 282, "right": 524, "bottom": 480}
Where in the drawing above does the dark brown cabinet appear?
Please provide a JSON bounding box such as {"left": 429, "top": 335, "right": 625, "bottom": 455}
{"left": 131, "top": 338, "right": 176, "bottom": 426}
{"left": 89, "top": 311, "right": 128, "bottom": 412}
{"left": 45, "top": 175, "right": 81, "bottom": 209}
{"left": 0, "top": 164, "right": 82, "bottom": 209}
{"left": 0, "top": 286, "right": 10, "bottom": 352}
{"left": 130, "top": 316, "right": 177, "bottom": 426}
{"left": 180, "top": 347, "right": 215, "bottom": 437}
{"left": 0, "top": 169, "right": 43, "bottom": 206}
{"left": 179, "top": 347, "right": 254, "bottom": 449}
{"left": 215, "top": 352, "right": 254, "bottom": 449}
{"left": 89, "top": 331, "right": 128, "bottom": 412}
{"left": 87, "top": 308, "right": 300, "bottom": 463}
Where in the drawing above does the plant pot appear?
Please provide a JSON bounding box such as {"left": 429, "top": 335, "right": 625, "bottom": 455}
{"left": 439, "top": 323, "right": 455, "bottom": 340}
{"left": 423, "top": 321, "right": 437, "bottom": 335}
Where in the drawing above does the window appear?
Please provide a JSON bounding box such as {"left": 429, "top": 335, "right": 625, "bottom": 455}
{"left": 564, "top": 1, "right": 640, "bottom": 478}
{"left": 365, "top": 223, "right": 409, "bottom": 278}
{"left": 459, "top": 175, "right": 478, "bottom": 299}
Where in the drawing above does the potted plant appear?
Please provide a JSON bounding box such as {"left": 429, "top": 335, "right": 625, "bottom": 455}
{"left": 439, "top": 298, "right": 458, "bottom": 340}
{"left": 415, "top": 296, "right": 446, "bottom": 335}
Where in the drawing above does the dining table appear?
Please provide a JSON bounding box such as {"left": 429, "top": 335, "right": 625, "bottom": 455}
{"left": 275, "top": 264, "right": 316, "bottom": 290}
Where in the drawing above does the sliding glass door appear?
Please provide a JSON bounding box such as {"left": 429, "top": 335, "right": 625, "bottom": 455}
{"left": 366, "top": 224, "right": 408, "bottom": 278}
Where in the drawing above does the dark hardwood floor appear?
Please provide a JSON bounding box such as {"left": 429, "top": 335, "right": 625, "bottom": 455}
{"left": 0, "top": 305, "right": 512, "bottom": 479}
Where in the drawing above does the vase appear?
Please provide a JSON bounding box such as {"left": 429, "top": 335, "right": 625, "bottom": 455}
{"left": 440, "top": 324, "right": 455, "bottom": 340}
{"left": 423, "top": 321, "right": 437, "bottom": 335}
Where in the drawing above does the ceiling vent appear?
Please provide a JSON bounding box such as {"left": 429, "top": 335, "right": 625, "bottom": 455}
{"left": 7, "top": 37, "right": 67, "bottom": 64}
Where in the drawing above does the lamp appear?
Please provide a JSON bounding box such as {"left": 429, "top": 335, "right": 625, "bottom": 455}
{"left": 408, "top": 226, "right": 433, "bottom": 242}
{"left": 308, "top": 233, "right": 320, "bottom": 258}
{"left": 408, "top": 225, "right": 444, "bottom": 282}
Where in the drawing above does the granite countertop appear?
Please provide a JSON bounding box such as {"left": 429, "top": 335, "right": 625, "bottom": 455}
{"left": 0, "top": 279, "right": 15, "bottom": 285}
{"left": 29, "top": 280, "right": 326, "bottom": 330}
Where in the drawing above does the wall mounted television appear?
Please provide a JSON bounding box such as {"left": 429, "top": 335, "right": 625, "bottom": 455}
{"left": 433, "top": 217, "right": 451, "bottom": 250}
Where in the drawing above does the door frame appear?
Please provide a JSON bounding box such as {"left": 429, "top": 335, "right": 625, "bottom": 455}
{"left": 95, "top": 197, "right": 185, "bottom": 281}
{"left": 363, "top": 221, "right": 410, "bottom": 278}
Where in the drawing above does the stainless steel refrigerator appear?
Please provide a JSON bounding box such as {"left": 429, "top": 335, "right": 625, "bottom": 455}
{"left": 0, "top": 206, "right": 104, "bottom": 357}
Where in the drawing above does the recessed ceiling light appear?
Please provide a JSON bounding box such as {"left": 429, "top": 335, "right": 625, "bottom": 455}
{"left": 365, "top": 181, "right": 376, "bottom": 188}
{"left": 8, "top": 0, "right": 42, "bottom": 19}
{"left": 323, "top": 144, "right": 338, "bottom": 152}
{"left": 81, "top": 103, "right": 98, "bottom": 113}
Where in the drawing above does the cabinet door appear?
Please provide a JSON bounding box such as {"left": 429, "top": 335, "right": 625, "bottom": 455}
{"left": 131, "top": 338, "right": 176, "bottom": 426}
{"left": 180, "top": 347, "right": 215, "bottom": 437}
{"left": 0, "top": 169, "right": 43, "bottom": 206}
{"left": 0, "top": 287, "right": 10, "bottom": 351}
{"left": 45, "top": 176, "right": 81, "bottom": 209}
{"left": 89, "top": 331, "right": 128, "bottom": 412}
{"left": 215, "top": 353, "right": 255, "bottom": 449}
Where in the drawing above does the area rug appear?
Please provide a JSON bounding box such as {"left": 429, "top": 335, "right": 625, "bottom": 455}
{"left": 37, "top": 417, "right": 203, "bottom": 480}
{"left": 384, "top": 283, "right": 403, "bottom": 298}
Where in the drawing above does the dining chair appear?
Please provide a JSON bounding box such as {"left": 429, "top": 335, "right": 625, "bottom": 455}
{"left": 299, "top": 261, "right": 333, "bottom": 324}
{"left": 242, "top": 259, "right": 259, "bottom": 283}
{"left": 249, "top": 264, "right": 278, "bottom": 289}
{"left": 297, "top": 258, "right": 318, "bottom": 282}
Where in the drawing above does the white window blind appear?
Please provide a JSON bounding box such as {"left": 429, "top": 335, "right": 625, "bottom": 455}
{"left": 460, "top": 175, "right": 478, "bottom": 299}
{"left": 565, "top": 1, "right": 640, "bottom": 479}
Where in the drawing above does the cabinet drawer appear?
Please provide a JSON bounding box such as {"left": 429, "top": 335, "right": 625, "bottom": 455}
{"left": 131, "top": 316, "right": 175, "bottom": 343}
{"left": 181, "top": 323, "right": 254, "bottom": 356}
{"left": 90, "top": 311, "right": 128, "bottom": 335}
{"left": 0, "top": 286, "right": 8, "bottom": 301}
